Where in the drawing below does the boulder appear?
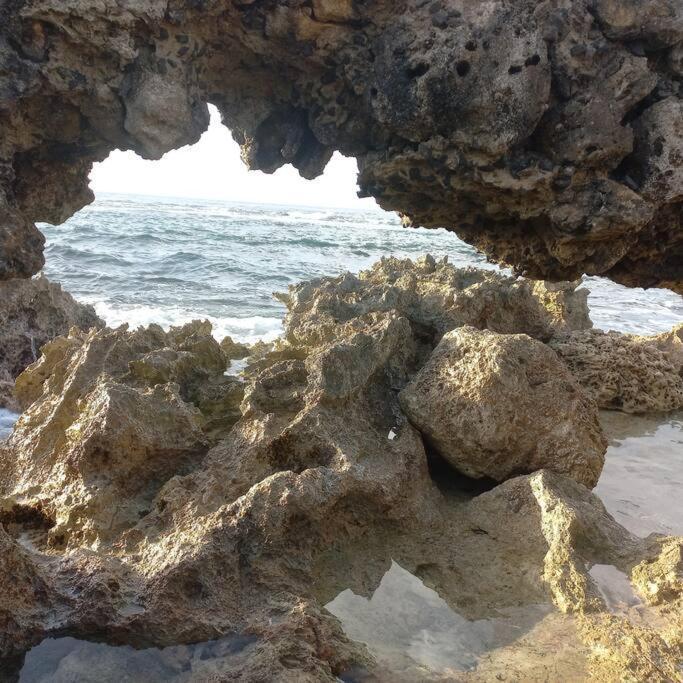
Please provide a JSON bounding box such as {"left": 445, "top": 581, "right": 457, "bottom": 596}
{"left": 0, "top": 526, "right": 53, "bottom": 664}
{"left": 0, "top": 260, "right": 679, "bottom": 680}
{"left": 0, "top": 321, "right": 241, "bottom": 548}
{"left": 400, "top": 326, "right": 607, "bottom": 487}
{"left": 280, "top": 255, "right": 592, "bottom": 348}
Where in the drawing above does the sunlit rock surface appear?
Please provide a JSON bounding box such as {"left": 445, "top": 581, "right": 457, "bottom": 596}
{"left": 2, "top": 321, "right": 239, "bottom": 549}
{"left": 0, "top": 1, "right": 681, "bottom": 290}
{"left": 0, "top": 276, "right": 102, "bottom": 411}
{"left": 400, "top": 326, "right": 606, "bottom": 487}
{"left": 0, "top": 258, "right": 680, "bottom": 680}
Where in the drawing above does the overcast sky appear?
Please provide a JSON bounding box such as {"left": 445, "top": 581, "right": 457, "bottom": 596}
{"left": 90, "top": 105, "right": 375, "bottom": 209}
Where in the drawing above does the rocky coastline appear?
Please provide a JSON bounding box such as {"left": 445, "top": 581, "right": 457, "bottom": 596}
{"left": 0, "top": 0, "right": 682, "bottom": 678}
{"left": 0, "top": 256, "right": 681, "bottom": 681}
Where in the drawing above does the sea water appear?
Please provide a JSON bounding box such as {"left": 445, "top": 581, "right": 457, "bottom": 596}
{"left": 40, "top": 193, "right": 683, "bottom": 341}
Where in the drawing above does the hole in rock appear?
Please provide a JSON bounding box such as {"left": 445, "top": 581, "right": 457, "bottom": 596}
{"left": 406, "top": 61, "right": 430, "bottom": 78}
{"left": 43, "top": 104, "right": 491, "bottom": 344}
{"left": 0, "top": 503, "right": 55, "bottom": 537}
{"left": 455, "top": 60, "right": 471, "bottom": 77}
{"left": 424, "top": 442, "right": 497, "bottom": 500}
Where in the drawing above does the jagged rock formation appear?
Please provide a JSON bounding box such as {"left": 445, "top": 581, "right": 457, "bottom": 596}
{"left": 400, "top": 326, "right": 606, "bottom": 488}
{"left": 0, "top": 276, "right": 102, "bottom": 410}
{"left": 550, "top": 327, "right": 683, "bottom": 413}
{"left": 280, "top": 254, "right": 592, "bottom": 346}
{"left": 0, "top": 258, "right": 681, "bottom": 680}
{"left": 1, "top": 0, "right": 682, "bottom": 291}
{"left": 5, "top": 321, "right": 241, "bottom": 548}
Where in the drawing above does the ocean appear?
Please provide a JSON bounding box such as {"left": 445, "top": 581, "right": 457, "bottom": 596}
{"left": 40, "top": 193, "right": 683, "bottom": 342}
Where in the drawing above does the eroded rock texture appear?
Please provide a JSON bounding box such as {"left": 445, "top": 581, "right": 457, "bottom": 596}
{"left": 4, "top": 321, "right": 241, "bottom": 548}
{"left": 1, "top": 0, "right": 682, "bottom": 290}
{"left": 400, "top": 326, "right": 606, "bottom": 487}
{"left": 0, "top": 258, "right": 680, "bottom": 680}
{"left": 0, "top": 276, "right": 102, "bottom": 410}
{"left": 550, "top": 327, "right": 683, "bottom": 413}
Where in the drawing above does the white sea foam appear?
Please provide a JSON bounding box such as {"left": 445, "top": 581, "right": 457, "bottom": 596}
{"left": 41, "top": 194, "right": 682, "bottom": 344}
{"left": 90, "top": 300, "right": 283, "bottom": 343}
{"left": 0, "top": 408, "right": 18, "bottom": 440}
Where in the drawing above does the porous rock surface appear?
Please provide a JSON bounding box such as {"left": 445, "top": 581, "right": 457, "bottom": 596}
{"left": 550, "top": 327, "right": 683, "bottom": 413}
{"left": 280, "top": 254, "right": 592, "bottom": 347}
{"left": 2, "top": 320, "right": 242, "bottom": 548}
{"left": 400, "top": 326, "right": 607, "bottom": 488}
{"left": 0, "top": 258, "right": 680, "bottom": 680}
{"left": 1, "top": 0, "right": 682, "bottom": 291}
{"left": 0, "top": 275, "right": 102, "bottom": 410}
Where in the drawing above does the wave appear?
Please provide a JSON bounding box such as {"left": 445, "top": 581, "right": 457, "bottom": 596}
{"left": 0, "top": 408, "right": 19, "bottom": 440}
{"left": 40, "top": 195, "right": 683, "bottom": 342}
{"left": 89, "top": 300, "right": 284, "bottom": 344}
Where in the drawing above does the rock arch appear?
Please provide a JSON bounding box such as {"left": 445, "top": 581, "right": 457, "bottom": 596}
{"left": 1, "top": 0, "right": 682, "bottom": 291}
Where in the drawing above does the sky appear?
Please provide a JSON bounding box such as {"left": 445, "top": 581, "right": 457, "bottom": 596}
{"left": 90, "top": 105, "right": 376, "bottom": 209}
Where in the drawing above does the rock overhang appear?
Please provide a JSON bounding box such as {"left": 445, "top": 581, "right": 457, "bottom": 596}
{"left": 0, "top": 0, "right": 681, "bottom": 291}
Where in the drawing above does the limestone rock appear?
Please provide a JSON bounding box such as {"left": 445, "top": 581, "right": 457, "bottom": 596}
{"left": 219, "top": 335, "right": 250, "bottom": 360}
{"left": 0, "top": 526, "right": 53, "bottom": 664}
{"left": 550, "top": 328, "right": 683, "bottom": 413}
{"left": 0, "top": 1, "right": 682, "bottom": 290}
{"left": 631, "top": 538, "right": 683, "bottom": 606}
{"left": 0, "top": 276, "right": 102, "bottom": 409}
{"left": 400, "top": 326, "right": 606, "bottom": 487}
{"left": 1, "top": 321, "right": 240, "bottom": 548}
{"left": 0, "top": 260, "right": 679, "bottom": 680}
{"left": 644, "top": 322, "right": 683, "bottom": 375}
{"left": 280, "top": 255, "right": 592, "bottom": 349}
{"left": 592, "top": 0, "right": 683, "bottom": 47}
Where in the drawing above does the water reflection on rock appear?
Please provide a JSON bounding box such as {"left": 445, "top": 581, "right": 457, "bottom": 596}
{"left": 326, "top": 562, "right": 584, "bottom": 681}
{"left": 19, "top": 635, "right": 258, "bottom": 683}
{"left": 588, "top": 564, "right": 642, "bottom": 615}
{"left": 596, "top": 411, "right": 683, "bottom": 537}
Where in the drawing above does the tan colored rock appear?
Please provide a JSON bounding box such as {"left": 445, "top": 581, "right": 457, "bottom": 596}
{"left": 631, "top": 538, "right": 683, "bottom": 606}
{"left": 644, "top": 322, "right": 683, "bottom": 375}
{"left": 630, "top": 98, "right": 683, "bottom": 203}
{"left": 0, "top": 321, "right": 241, "bottom": 548}
{"left": 312, "top": 0, "right": 357, "bottom": 23}
{"left": 400, "top": 326, "right": 606, "bottom": 487}
{"left": 579, "top": 614, "right": 681, "bottom": 683}
{"left": 0, "top": 261, "right": 679, "bottom": 680}
{"left": 219, "top": 335, "right": 250, "bottom": 360}
{"left": 592, "top": 0, "right": 683, "bottom": 47}
{"left": 0, "top": 276, "right": 102, "bottom": 409}
{"left": 550, "top": 328, "right": 683, "bottom": 413}
{"left": 0, "top": 526, "right": 53, "bottom": 663}
{"left": 123, "top": 70, "right": 209, "bottom": 160}
{"left": 280, "top": 255, "right": 592, "bottom": 349}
